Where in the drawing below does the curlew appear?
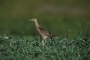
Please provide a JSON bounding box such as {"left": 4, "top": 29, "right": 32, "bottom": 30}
{"left": 28, "top": 18, "right": 58, "bottom": 44}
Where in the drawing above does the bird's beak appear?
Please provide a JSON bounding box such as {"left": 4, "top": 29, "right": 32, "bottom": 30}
{"left": 28, "top": 19, "right": 33, "bottom": 21}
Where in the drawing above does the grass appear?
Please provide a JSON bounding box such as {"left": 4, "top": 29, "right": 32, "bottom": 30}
{"left": 0, "top": 35, "right": 90, "bottom": 60}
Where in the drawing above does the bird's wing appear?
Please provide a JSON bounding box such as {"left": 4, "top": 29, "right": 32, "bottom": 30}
{"left": 38, "top": 27, "right": 52, "bottom": 36}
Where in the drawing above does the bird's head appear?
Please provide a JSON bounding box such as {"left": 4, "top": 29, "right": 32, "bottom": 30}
{"left": 28, "top": 18, "right": 37, "bottom": 22}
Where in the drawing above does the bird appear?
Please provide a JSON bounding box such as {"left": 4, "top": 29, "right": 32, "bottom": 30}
{"left": 28, "top": 18, "right": 58, "bottom": 41}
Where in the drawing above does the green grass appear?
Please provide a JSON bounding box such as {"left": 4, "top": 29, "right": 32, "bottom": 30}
{"left": 0, "top": 35, "right": 90, "bottom": 60}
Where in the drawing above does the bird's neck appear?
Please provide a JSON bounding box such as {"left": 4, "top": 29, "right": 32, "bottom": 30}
{"left": 34, "top": 20, "right": 40, "bottom": 28}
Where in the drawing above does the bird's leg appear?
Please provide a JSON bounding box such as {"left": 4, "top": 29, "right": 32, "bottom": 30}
{"left": 50, "top": 37, "right": 53, "bottom": 45}
{"left": 39, "top": 36, "right": 43, "bottom": 45}
{"left": 42, "top": 40, "right": 45, "bottom": 46}
{"left": 44, "top": 40, "right": 46, "bottom": 45}
{"left": 39, "top": 36, "right": 46, "bottom": 46}
{"left": 51, "top": 37, "right": 55, "bottom": 45}
{"left": 40, "top": 36, "right": 42, "bottom": 41}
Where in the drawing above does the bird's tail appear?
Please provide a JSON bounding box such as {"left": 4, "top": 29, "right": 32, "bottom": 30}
{"left": 51, "top": 34, "right": 59, "bottom": 38}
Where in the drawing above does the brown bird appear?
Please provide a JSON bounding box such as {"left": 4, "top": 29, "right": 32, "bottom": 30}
{"left": 28, "top": 18, "right": 58, "bottom": 40}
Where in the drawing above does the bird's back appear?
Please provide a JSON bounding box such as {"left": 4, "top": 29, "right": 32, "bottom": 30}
{"left": 37, "top": 26, "right": 58, "bottom": 39}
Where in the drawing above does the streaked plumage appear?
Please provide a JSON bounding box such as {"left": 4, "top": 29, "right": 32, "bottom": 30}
{"left": 28, "top": 18, "right": 58, "bottom": 40}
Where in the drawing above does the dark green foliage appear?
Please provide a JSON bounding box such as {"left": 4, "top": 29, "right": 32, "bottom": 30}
{"left": 0, "top": 35, "right": 90, "bottom": 60}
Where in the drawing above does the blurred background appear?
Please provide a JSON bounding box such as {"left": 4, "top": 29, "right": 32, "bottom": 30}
{"left": 0, "top": 0, "right": 90, "bottom": 38}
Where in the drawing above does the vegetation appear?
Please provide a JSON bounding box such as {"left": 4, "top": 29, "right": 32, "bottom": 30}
{"left": 0, "top": 35, "right": 90, "bottom": 60}
{"left": 0, "top": 1, "right": 90, "bottom": 59}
